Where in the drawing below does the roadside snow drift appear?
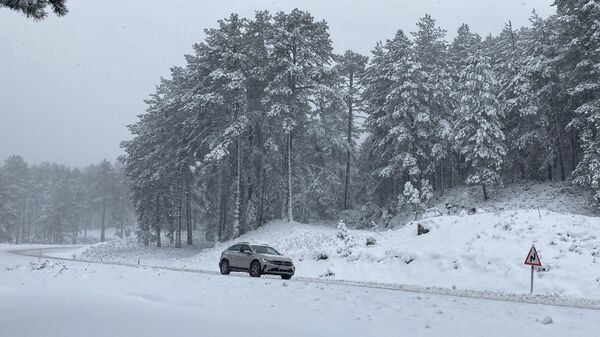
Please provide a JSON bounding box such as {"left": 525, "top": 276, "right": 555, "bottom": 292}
{"left": 79, "top": 209, "right": 600, "bottom": 298}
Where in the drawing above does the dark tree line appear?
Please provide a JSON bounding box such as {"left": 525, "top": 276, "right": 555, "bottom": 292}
{"left": 113, "top": 2, "right": 599, "bottom": 245}
{"left": 0, "top": 156, "right": 133, "bottom": 244}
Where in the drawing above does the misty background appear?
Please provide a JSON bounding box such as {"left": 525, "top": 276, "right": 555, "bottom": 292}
{"left": 0, "top": 0, "right": 554, "bottom": 167}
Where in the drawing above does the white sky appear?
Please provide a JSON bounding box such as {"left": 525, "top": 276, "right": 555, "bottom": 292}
{"left": 0, "top": 0, "right": 555, "bottom": 167}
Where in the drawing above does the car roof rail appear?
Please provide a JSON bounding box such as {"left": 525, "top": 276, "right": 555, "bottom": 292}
{"left": 237, "top": 241, "right": 250, "bottom": 244}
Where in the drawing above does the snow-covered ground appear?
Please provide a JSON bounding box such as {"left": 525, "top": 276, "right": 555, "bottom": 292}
{"left": 75, "top": 209, "right": 600, "bottom": 299}
{"left": 430, "top": 181, "right": 598, "bottom": 216}
{"left": 2, "top": 244, "right": 600, "bottom": 337}
{"left": 7, "top": 182, "right": 598, "bottom": 336}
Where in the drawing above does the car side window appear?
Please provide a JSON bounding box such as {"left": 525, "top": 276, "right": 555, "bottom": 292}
{"left": 240, "top": 244, "right": 251, "bottom": 254}
{"left": 228, "top": 244, "right": 241, "bottom": 252}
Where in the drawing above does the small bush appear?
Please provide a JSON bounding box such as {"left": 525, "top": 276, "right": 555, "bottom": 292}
{"left": 366, "top": 236, "right": 377, "bottom": 246}
{"left": 319, "top": 268, "right": 335, "bottom": 277}
{"left": 336, "top": 220, "right": 355, "bottom": 257}
{"left": 423, "top": 207, "right": 443, "bottom": 219}
{"left": 417, "top": 223, "right": 430, "bottom": 235}
{"left": 316, "top": 253, "right": 328, "bottom": 261}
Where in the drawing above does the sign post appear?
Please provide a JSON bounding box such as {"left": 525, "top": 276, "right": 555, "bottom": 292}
{"left": 524, "top": 244, "right": 542, "bottom": 294}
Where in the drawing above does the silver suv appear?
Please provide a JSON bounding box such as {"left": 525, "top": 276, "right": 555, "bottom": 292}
{"left": 219, "top": 242, "right": 295, "bottom": 279}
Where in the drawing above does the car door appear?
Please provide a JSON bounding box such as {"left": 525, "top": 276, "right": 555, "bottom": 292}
{"left": 227, "top": 244, "right": 242, "bottom": 268}
{"left": 238, "top": 244, "right": 253, "bottom": 270}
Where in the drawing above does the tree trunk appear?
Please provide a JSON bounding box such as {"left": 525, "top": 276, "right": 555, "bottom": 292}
{"left": 440, "top": 162, "right": 445, "bottom": 196}
{"left": 176, "top": 178, "right": 183, "bottom": 248}
{"left": 343, "top": 75, "right": 353, "bottom": 210}
{"left": 233, "top": 133, "right": 241, "bottom": 239}
{"left": 84, "top": 210, "right": 89, "bottom": 242}
{"left": 482, "top": 183, "right": 489, "bottom": 200}
{"left": 218, "top": 164, "right": 229, "bottom": 242}
{"left": 286, "top": 133, "right": 294, "bottom": 223}
{"left": 556, "top": 134, "right": 566, "bottom": 181}
{"left": 217, "top": 169, "right": 224, "bottom": 242}
{"left": 547, "top": 164, "right": 553, "bottom": 181}
{"left": 258, "top": 167, "right": 266, "bottom": 229}
{"left": 186, "top": 178, "right": 193, "bottom": 245}
{"left": 101, "top": 195, "right": 106, "bottom": 242}
{"left": 72, "top": 213, "right": 77, "bottom": 245}
{"left": 450, "top": 158, "right": 455, "bottom": 189}
{"left": 570, "top": 129, "right": 577, "bottom": 172}
{"left": 26, "top": 201, "right": 31, "bottom": 243}
{"left": 155, "top": 194, "right": 161, "bottom": 248}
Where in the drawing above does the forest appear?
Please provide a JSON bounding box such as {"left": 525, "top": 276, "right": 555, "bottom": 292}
{"left": 0, "top": 156, "right": 132, "bottom": 244}
{"left": 2, "top": 1, "right": 599, "bottom": 247}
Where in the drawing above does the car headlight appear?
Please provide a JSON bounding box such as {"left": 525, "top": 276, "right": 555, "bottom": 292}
{"left": 261, "top": 258, "right": 275, "bottom": 263}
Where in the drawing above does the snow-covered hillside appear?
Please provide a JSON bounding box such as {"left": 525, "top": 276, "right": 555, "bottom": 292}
{"left": 429, "top": 181, "right": 598, "bottom": 216}
{"left": 77, "top": 208, "right": 600, "bottom": 299}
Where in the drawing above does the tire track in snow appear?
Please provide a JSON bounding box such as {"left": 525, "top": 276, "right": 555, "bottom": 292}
{"left": 8, "top": 246, "right": 600, "bottom": 311}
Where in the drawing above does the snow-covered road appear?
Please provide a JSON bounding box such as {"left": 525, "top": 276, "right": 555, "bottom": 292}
{"left": 12, "top": 245, "right": 600, "bottom": 310}
{"left": 1, "top": 245, "right": 600, "bottom": 337}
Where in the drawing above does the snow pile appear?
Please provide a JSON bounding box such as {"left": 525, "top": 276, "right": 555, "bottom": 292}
{"left": 30, "top": 260, "right": 68, "bottom": 276}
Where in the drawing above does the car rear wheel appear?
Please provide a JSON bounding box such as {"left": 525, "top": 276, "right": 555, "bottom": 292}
{"left": 220, "top": 260, "right": 231, "bottom": 275}
{"left": 249, "top": 261, "right": 261, "bottom": 277}
{"left": 281, "top": 274, "right": 292, "bottom": 280}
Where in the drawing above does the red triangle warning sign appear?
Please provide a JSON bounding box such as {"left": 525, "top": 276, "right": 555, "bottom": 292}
{"left": 524, "top": 245, "right": 542, "bottom": 266}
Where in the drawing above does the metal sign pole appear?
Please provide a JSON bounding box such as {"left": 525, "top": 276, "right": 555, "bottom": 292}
{"left": 530, "top": 265, "right": 534, "bottom": 294}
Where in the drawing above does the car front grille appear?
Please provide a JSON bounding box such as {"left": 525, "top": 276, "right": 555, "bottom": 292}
{"left": 271, "top": 260, "right": 293, "bottom": 266}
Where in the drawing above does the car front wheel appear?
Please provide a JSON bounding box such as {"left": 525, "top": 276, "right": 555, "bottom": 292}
{"left": 249, "top": 261, "right": 261, "bottom": 277}
{"left": 281, "top": 274, "right": 292, "bottom": 280}
{"left": 220, "top": 260, "right": 231, "bottom": 275}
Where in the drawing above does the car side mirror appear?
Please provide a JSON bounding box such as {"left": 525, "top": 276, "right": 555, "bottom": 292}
{"left": 242, "top": 250, "right": 252, "bottom": 255}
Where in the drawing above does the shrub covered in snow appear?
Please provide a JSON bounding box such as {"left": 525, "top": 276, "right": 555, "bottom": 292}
{"left": 319, "top": 268, "right": 335, "bottom": 277}
{"left": 336, "top": 220, "right": 355, "bottom": 257}
{"left": 399, "top": 181, "right": 434, "bottom": 220}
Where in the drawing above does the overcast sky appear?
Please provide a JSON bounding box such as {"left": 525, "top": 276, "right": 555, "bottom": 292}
{"left": 0, "top": 0, "right": 555, "bottom": 167}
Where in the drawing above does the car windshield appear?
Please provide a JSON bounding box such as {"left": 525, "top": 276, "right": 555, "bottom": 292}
{"left": 252, "top": 245, "right": 281, "bottom": 255}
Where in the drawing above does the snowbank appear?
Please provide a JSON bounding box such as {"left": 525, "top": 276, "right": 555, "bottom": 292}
{"left": 79, "top": 209, "right": 600, "bottom": 298}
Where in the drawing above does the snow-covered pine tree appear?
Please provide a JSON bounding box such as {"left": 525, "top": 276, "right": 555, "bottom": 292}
{"left": 0, "top": 0, "right": 67, "bottom": 19}
{"left": 264, "top": 9, "right": 334, "bottom": 223}
{"left": 335, "top": 50, "right": 368, "bottom": 210}
{"left": 364, "top": 27, "right": 440, "bottom": 212}
{"left": 1, "top": 155, "right": 30, "bottom": 244}
{"left": 363, "top": 30, "right": 414, "bottom": 207}
{"left": 450, "top": 24, "right": 482, "bottom": 77}
{"left": 411, "top": 15, "right": 454, "bottom": 195}
{"left": 399, "top": 180, "right": 433, "bottom": 220}
{"left": 0, "top": 170, "right": 18, "bottom": 242}
{"left": 505, "top": 12, "right": 570, "bottom": 182}
{"left": 454, "top": 49, "right": 507, "bottom": 200}
{"left": 201, "top": 14, "right": 249, "bottom": 239}
{"left": 557, "top": 0, "right": 600, "bottom": 205}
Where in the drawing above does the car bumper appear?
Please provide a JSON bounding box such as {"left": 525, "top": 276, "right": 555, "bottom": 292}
{"left": 262, "top": 263, "right": 295, "bottom": 275}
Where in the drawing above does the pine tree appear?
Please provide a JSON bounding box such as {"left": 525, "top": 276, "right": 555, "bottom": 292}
{"left": 363, "top": 30, "right": 414, "bottom": 207}
{"left": 0, "top": 0, "right": 67, "bottom": 19}
{"left": 335, "top": 50, "right": 368, "bottom": 210}
{"left": 264, "top": 9, "right": 334, "bottom": 222}
{"left": 454, "top": 49, "right": 506, "bottom": 199}
{"left": 0, "top": 171, "right": 18, "bottom": 242}
{"left": 412, "top": 15, "right": 454, "bottom": 196}
{"left": 556, "top": 0, "right": 600, "bottom": 204}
